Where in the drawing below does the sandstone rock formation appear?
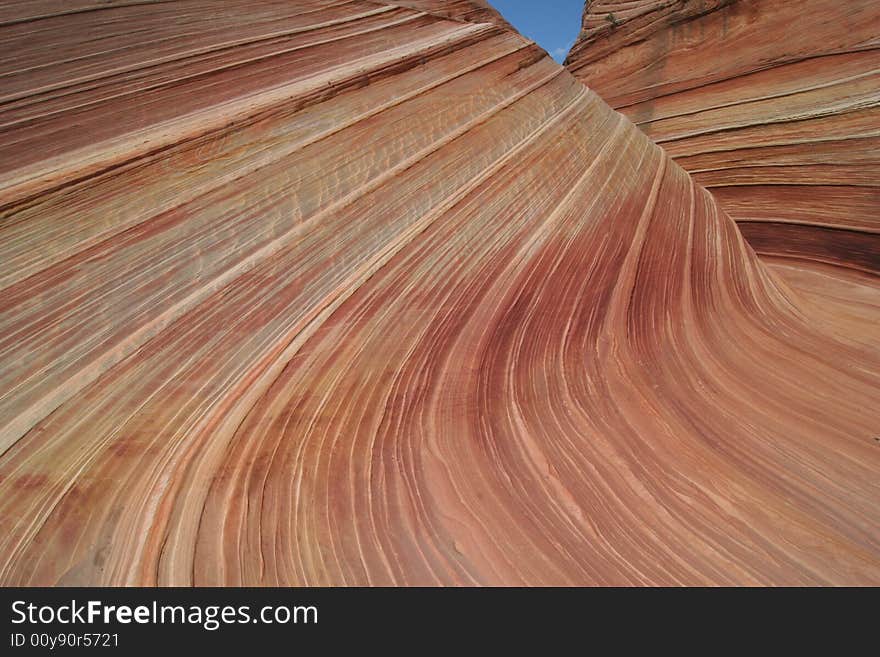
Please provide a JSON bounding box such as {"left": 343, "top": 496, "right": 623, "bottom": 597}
{"left": 566, "top": 0, "right": 880, "bottom": 274}
{"left": 0, "top": 1, "right": 877, "bottom": 585}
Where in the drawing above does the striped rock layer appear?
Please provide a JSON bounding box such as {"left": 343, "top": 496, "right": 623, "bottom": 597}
{"left": 565, "top": 0, "right": 880, "bottom": 274}
{"left": 0, "top": 1, "right": 878, "bottom": 585}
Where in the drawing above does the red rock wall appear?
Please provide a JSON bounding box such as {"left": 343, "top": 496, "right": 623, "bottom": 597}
{"left": 0, "top": 1, "right": 877, "bottom": 585}
{"left": 566, "top": 0, "right": 880, "bottom": 273}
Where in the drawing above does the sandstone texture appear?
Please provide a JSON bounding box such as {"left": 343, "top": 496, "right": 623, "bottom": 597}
{"left": 0, "top": 1, "right": 877, "bottom": 585}
{"left": 566, "top": 0, "right": 880, "bottom": 274}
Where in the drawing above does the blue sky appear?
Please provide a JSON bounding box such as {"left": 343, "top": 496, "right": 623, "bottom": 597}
{"left": 488, "top": 0, "right": 583, "bottom": 63}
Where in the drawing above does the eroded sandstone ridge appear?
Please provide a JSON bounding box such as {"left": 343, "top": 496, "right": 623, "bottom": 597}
{"left": 0, "top": 1, "right": 878, "bottom": 585}
{"left": 566, "top": 0, "right": 880, "bottom": 274}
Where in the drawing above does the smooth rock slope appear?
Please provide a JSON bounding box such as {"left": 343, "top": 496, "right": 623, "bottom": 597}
{"left": 0, "top": 0, "right": 878, "bottom": 585}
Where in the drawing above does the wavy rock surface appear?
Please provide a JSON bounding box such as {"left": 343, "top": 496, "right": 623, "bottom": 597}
{"left": 0, "top": 1, "right": 878, "bottom": 585}
{"left": 566, "top": 0, "right": 880, "bottom": 274}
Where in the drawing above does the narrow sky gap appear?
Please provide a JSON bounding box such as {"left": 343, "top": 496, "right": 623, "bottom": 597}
{"left": 488, "top": 0, "right": 583, "bottom": 63}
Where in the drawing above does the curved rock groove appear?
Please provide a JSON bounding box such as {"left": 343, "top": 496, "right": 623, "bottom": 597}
{"left": 0, "top": 1, "right": 878, "bottom": 585}
{"left": 565, "top": 0, "right": 880, "bottom": 274}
